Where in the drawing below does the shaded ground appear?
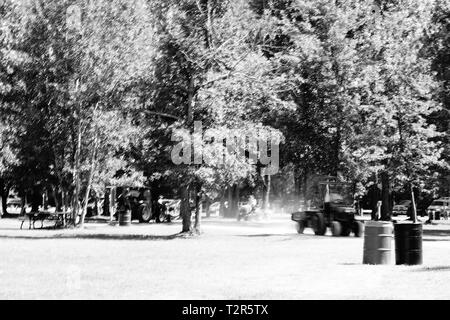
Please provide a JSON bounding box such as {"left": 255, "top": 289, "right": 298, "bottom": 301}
{"left": 0, "top": 215, "right": 449, "bottom": 299}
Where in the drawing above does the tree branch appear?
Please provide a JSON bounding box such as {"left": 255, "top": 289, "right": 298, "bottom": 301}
{"left": 144, "top": 111, "right": 182, "bottom": 121}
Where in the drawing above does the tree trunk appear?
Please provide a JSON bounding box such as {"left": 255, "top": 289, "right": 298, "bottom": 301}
{"left": 181, "top": 184, "right": 191, "bottom": 233}
{"left": 79, "top": 132, "right": 98, "bottom": 228}
{"left": 60, "top": 189, "right": 64, "bottom": 212}
{"left": 79, "top": 185, "right": 91, "bottom": 228}
{"left": 61, "top": 188, "right": 67, "bottom": 227}
{"left": 51, "top": 185, "right": 60, "bottom": 212}
{"left": 302, "top": 170, "right": 308, "bottom": 207}
{"left": 63, "top": 189, "right": 69, "bottom": 213}
{"left": 219, "top": 189, "right": 226, "bottom": 217}
{"left": 19, "top": 192, "right": 26, "bottom": 216}
{"left": 4, "top": 184, "right": 9, "bottom": 214}
{"left": 182, "top": 62, "right": 196, "bottom": 233}
{"left": 233, "top": 184, "right": 239, "bottom": 218}
{"left": 31, "top": 185, "right": 41, "bottom": 212}
{"left": 380, "top": 171, "right": 391, "bottom": 220}
{"left": 187, "top": 77, "right": 195, "bottom": 124}
{"left": 0, "top": 194, "right": 7, "bottom": 217}
{"left": 333, "top": 125, "right": 341, "bottom": 176}
{"left": 225, "top": 186, "right": 233, "bottom": 218}
{"left": 205, "top": 195, "right": 211, "bottom": 218}
{"left": 294, "top": 169, "right": 301, "bottom": 199}
{"left": 0, "top": 178, "right": 4, "bottom": 218}
{"left": 72, "top": 122, "right": 82, "bottom": 226}
{"left": 109, "top": 187, "right": 116, "bottom": 223}
{"left": 206, "top": 0, "right": 214, "bottom": 48}
{"left": 264, "top": 174, "right": 271, "bottom": 211}
{"left": 331, "top": 56, "right": 343, "bottom": 177}
{"left": 0, "top": 179, "right": 10, "bottom": 217}
{"left": 43, "top": 189, "right": 48, "bottom": 210}
{"left": 224, "top": 185, "right": 239, "bottom": 218}
{"left": 193, "top": 183, "right": 202, "bottom": 234}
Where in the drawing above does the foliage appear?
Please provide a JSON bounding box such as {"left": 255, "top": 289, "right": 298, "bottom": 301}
{"left": 0, "top": 0, "right": 448, "bottom": 229}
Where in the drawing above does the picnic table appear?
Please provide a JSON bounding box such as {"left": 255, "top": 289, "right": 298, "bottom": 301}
{"left": 19, "top": 211, "right": 69, "bottom": 230}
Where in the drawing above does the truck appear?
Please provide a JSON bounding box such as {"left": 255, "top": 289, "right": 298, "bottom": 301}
{"left": 291, "top": 177, "right": 364, "bottom": 237}
{"left": 426, "top": 197, "right": 450, "bottom": 220}
{"left": 102, "top": 186, "right": 181, "bottom": 223}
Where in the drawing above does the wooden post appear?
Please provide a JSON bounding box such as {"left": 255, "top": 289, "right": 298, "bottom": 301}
{"left": 411, "top": 185, "right": 417, "bottom": 223}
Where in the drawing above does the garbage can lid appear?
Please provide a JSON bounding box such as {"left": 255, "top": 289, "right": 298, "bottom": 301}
{"left": 365, "top": 220, "right": 393, "bottom": 227}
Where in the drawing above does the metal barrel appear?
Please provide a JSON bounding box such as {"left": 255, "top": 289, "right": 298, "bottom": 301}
{"left": 394, "top": 221, "right": 423, "bottom": 265}
{"left": 363, "top": 221, "right": 393, "bottom": 265}
{"left": 119, "top": 209, "right": 131, "bottom": 226}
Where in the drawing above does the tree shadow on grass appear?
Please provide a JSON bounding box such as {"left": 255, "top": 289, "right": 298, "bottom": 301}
{"left": 205, "top": 219, "right": 275, "bottom": 228}
{"left": 0, "top": 233, "right": 184, "bottom": 241}
{"left": 237, "top": 233, "right": 333, "bottom": 240}
{"left": 411, "top": 266, "right": 450, "bottom": 272}
{"left": 423, "top": 228, "right": 450, "bottom": 237}
{"left": 423, "top": 228, "right": 450, "bottom": 241}
{"left": 239, "top": 233, "right": 293, "bottom": 237}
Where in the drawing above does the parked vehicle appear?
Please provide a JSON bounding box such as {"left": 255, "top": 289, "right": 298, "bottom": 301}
{"left": 86, "top": 192, "right": 103, "bottom": 217}
{"left": 238, "top": 196, "right": 261, "bottom": 221}
{"left": 426, "top": 198, "right": 450, "bottom": 220}
{"left": 392, "top": 200, "right": 412, "bottom": 216}
{"left": 291, "top": 177, "right": 364, "bottom": 237}
{"left": 208, "top": 202, "right": 221, "bottom": 216}
{"left": 208, "top": 201, "right": 228, "bottom": 216}
{"left": 103, "top": 186, "right": 153, "bottom": 223}
{"left": 6, "top": 196, "right": 23, "bottom": 214}
{"left": 157, "top": 198, "right": 181, "bottom": 222}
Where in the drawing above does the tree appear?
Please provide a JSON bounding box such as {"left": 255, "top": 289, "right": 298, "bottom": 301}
{"left": 341, "top": 0, "right": 445, "bottom": 220}
{"left": 247, "top": 0, "right": 446, "bottom": 221}
{"left": 0, "top": 0, "right": 27, "bottom": 216}
{"left": 0, "top": 122, "right": 18, "bottom": 217}
{"left": 0, "top": 0, "right": 153, "bottom": 226}
{"left": 135, "top": 0, "right": 287, "bottom": 234}
{"left": 423, "top": 0, "right": 450, "bottom": 198}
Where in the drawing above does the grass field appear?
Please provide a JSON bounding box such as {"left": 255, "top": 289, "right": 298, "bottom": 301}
{"left": 0, "top": 215, "right": 449, "bottom": 300}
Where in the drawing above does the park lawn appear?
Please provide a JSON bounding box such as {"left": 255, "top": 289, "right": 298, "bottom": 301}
{"left": 0, "top": 216, "right": 449, "bottom": 300}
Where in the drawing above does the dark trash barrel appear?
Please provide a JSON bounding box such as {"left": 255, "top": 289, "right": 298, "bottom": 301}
{"left": 119, "top": 209, "right": 131, "bottom": 226}
{"left": 363, "top": 221, "right": 393, "bottom": 265}
{"left": 394, "top": 221, "right": 422, "bottom": 265}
